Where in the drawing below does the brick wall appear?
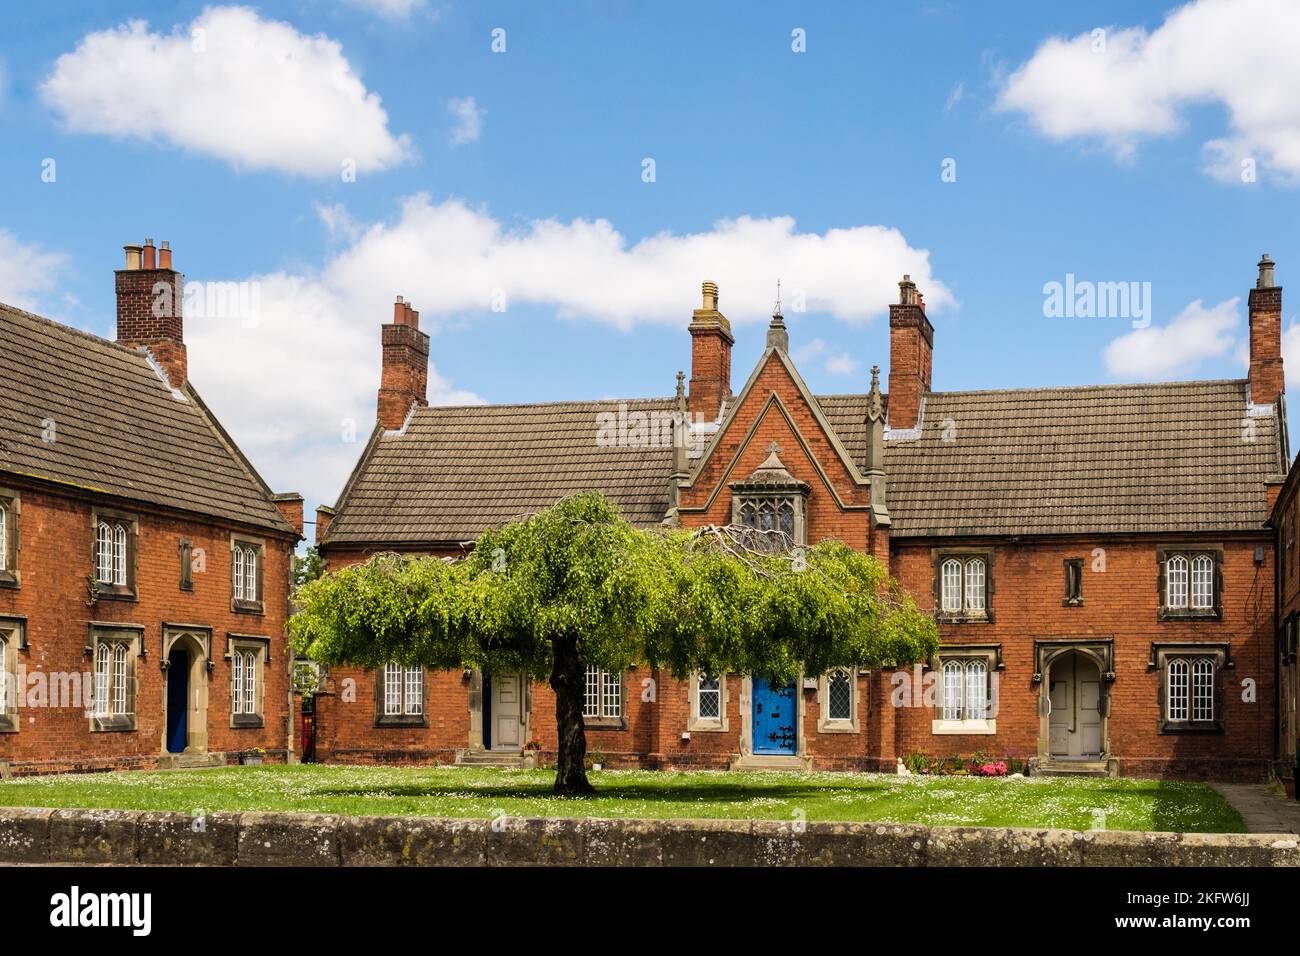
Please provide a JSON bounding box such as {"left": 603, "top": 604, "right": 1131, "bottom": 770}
{"left": 0, "top": 482, "right": 294, "bottom": 774}
{"left": 891, "top": 535, "right": 1275, "bottom": 778}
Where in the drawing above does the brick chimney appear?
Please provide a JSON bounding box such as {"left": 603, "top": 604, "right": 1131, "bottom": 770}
{"left": 377, "top": 295, "right": 430, "bottom": 429}
{"left": 688, "top": 280, "right": 734, "bottom": 421}
{"left": 116, "top": 238, "right": 186, "bottom": 387}
{"left": 887, "top": 274, "right": 934, "bottom": 431}
{"left": 1248, "top": 254, "right": 1284, "bottom": 408}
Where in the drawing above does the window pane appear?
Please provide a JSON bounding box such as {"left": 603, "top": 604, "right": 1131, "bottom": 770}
{"left": 405, "top": 666, "right": 422, "bottom": 715}
{"left": 583, "top": 666, "right": 600, "bottom": 718}
{"left": 0, "top": 637, "right": 7, "bottom": 712}
{"left": 940, "top": 560, "right": 962, "bottom": 612}
{"left": 113, "top": 525, "right": 127, "bottom": 586}
{"left": 1190, "top": 555, "right": 1214, "bottom": 609}
{"left": 111, "top": 643, "right": 127, "bottom": 715}
{"left": 246, "top": 549, "right": 259, "bottom": 600}
{"left": 232, "top": 652, "right": 244, "bottom": 714}
{"left": 778, "top": 501, "right": 795, "bottom": 538}
{"left": 1167, "top": 658, "right": 1189, "bottom": 721}
{"left": 698, "top": 675, "right": 720, "bottom": 719}
{"left": 0, "top": 505, "right": 7, "bottom": 571}
{"left": 758, "top": 502, "right": 775, "bottom": 532}
{"left": 244, "top": 652, "right": 258, "bottom": 714}
{"left": 602, "top": 670, "right": 621, "bottom": 718}
{"left": 384, "top": 663, "right": 402, "bottom": 716}
{"left": 739, "top": 503, "right": 756, "bottom": 528}
{"left": 96, "top": 523, "right": 113, "bottom": 583}
{"left": 234, "top": 547, "right": 245, "bottom": 600}
{"left": 964, "top": 559, "right": 986, "bottom": 611}
{"left": 94, "top": 643, "right": 109, "bottom": 716}
{"left": 964, "top": 661, "right": 987, "bottom": 719}
{"left": 828, "top": 669, "right": 852, "bottom": 721}
{"left": 1166, "top": 555, "right": 1189, "bottom": 609}
{"left": 1191, "top": 658, "right": 1214, "bottom": 721}
{"left": 942, "top": 660, "right": 963, "bottom": 720}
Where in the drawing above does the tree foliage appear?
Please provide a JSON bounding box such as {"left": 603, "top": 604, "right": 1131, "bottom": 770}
{"left": 289, "top": 492, "right": 938, "bottom": 792}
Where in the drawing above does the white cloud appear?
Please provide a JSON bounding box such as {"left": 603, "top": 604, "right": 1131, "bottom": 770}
{"left": 344, "top": 0, "right": 430, "bottom": 19}
{"left": 1283, "top": 321, "right": 1300, "bottom": 393}
{"left": 943, "top": 81, "right": 964, "bottom": 114}
{"left": 793, "top": 338, "right": 860, "bottom": 376}
{"left": 41, "top": 6, "right": 412, "bottom": 177}
{"left": 997, "top": 0, "right": 1300, "bottom": 181}
{"left": 1102, "top": 297, "right": 1240, "bottom": 380}
{"left": 186, "top": 196, "right": 948, "bottom": 502}
{"left": 0, "top": 229, "right": 67, "bottom": 311}
{"left": 320, "top": 194, "right": 953, "bottom": 330}
{"left": 448, "top": 96, "right": 484, "bottom": 146}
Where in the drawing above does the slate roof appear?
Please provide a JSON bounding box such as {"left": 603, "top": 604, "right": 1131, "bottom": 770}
{"left": 325, "top": 399, "right": 677, "bottom": 544}
{"left": 829, "top": 379, "right": 1282, "bottom": 537}
{"left": 0, "top": 302, "right": 294, "bottom": 534}
{"left": 325, "top": 379, "right": 1282, "bottom": 545}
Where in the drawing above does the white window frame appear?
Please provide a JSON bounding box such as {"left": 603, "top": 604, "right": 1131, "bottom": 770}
{"left": 937, "top": 553, "right": 990, "bottom": 619}
{"left": 90, "top": 631, "right": 137, "bottom": 728}
{"left": 932, "top": 654, "right": 996, "bottom": 735}
{"left": 95, "top": 519, "right": 129, "bottom": 587}
{"left": 0, "top": 503, "right": 7, "bottom": 572}
{"left": 232, "top": 537, "right": 264, "bottom": 606}
{"left": 582, "top": 666, "right": 622, "bottom": 721}
{"left": 1161, "top": 549, "right": 1220, "bottom": 615}
{"left": 381, "top": 663, "right": 423, "bottom": 718}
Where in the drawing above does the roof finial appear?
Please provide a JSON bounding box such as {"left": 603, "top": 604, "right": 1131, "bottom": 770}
{"left": 767, "top": 440, "right": 781, "bottom": 455}
{"left": 766, "top": 280, "right": 789, "bottom": 352}
{"left": 773, "top": 279, "right": 783, "bottom": 319}
{"left": 867, "top": 365, "right": 883, "bottom": 423}
{"left": 675, "top": 370, "right": 685, "bottom": 400}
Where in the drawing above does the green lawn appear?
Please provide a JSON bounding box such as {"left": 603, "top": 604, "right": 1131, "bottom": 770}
{"left": 0, "top": 765, "right": 1245, "bottom": 832}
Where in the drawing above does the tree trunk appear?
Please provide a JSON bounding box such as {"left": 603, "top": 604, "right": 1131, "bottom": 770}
{"left": 550, "top": 634, "right": 595, "bottom": 795}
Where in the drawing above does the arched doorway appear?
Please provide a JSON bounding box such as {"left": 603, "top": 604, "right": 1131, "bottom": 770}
{"left": 1047, "top": 650, "right": 1102, "bottom": 759}
{"left": 166, "top": 644, "right": 189, "bottom": 753}
{"left": 161, "top": 628, "right": 210, "bottom": 755}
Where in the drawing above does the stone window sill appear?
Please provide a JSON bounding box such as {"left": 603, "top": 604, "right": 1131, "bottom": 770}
{"left": 931, "top": 719, "right": 996, "bottom": 736}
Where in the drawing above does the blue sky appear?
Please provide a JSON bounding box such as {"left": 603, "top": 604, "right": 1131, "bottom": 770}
{"left": 2, "top": 0, "right": 1298, "bottom": 512}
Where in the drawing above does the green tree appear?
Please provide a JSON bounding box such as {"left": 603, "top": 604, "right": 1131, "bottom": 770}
{"left": 289, "top": 493, "right": 937, "bottom": 795}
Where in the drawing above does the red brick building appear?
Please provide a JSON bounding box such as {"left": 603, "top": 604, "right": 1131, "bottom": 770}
{"left": 313, "top": 260, "right": 1286, "bottom": 780}
{"left": 0, "top": 240, "right": 302, "bottom": 775}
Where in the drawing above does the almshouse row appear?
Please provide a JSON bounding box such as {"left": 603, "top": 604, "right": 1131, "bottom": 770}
{"left": 1, "top": 242, "right": 1296, "bottom": 784}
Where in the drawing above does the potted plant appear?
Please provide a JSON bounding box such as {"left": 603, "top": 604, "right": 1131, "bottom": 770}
{"left": 589, "top": 751, "right": 606, "bottom": 771}
{"left": 239, "top": 747, "right": 266, "bottom": 766}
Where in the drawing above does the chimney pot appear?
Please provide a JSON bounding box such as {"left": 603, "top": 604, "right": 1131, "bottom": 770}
{"left": 701, "top": 280, "right": 719, "bottom": 312}
{"left": 142, "top": 239, "right": 156, "bottom": 271}
{"left": 158, "top": 241, "right": 172, "bottom": 270}
{"left": 123, "top": 245, "right": 143, "bottom": 271}
{"left": 1258, "top": 253, "right": 1276, "bottom": 288}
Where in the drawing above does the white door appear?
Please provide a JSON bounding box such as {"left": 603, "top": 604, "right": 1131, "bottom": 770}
{"left": 492, "top": 674, "right": 522, "bottom": 750}
{"left": 1049, "top": 655, "right": 1102, "bottom": 759}
{"left": 1049, "top": 673, "right": 1072, "bottom": 756}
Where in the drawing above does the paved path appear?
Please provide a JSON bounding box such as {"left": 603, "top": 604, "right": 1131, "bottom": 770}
{"left": 1212, "top": 783, "right": 1300, "bottom": 834}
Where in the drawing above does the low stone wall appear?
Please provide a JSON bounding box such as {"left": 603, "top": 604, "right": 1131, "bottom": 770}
{"left": 0, "top": 807, "right": 1295, "bottom": 867}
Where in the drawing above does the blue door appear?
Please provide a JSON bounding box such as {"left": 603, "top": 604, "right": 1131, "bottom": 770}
{"left": 752, "top": 677, "right": 798, "bottom": 755}
{"left": 166, "top": 646, "right": 188, "bottom": 753}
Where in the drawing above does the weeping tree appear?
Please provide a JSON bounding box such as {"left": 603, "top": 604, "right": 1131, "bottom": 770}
{"left": 289, "top": 492, "right": 937, "bottom": 795}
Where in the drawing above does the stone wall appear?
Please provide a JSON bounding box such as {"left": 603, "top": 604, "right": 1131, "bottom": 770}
{"left": 1, "top": 806, "right": 1295, "bottom": 867}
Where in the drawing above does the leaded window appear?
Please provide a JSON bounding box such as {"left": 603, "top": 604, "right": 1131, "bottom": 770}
{"left": 0, "top": 505, "right": 7, "bottom": 572}
{"left": 698, "top": 674, "right": 720, "bottom": 719}
{"left": 827, "top": 669, "right": 852, "bottom": 722}
{"left": 92, "top": 637, "right": 134, "bottom": 720}
{"left": 233, "top": 543, "right": 260, "bottom": 603}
